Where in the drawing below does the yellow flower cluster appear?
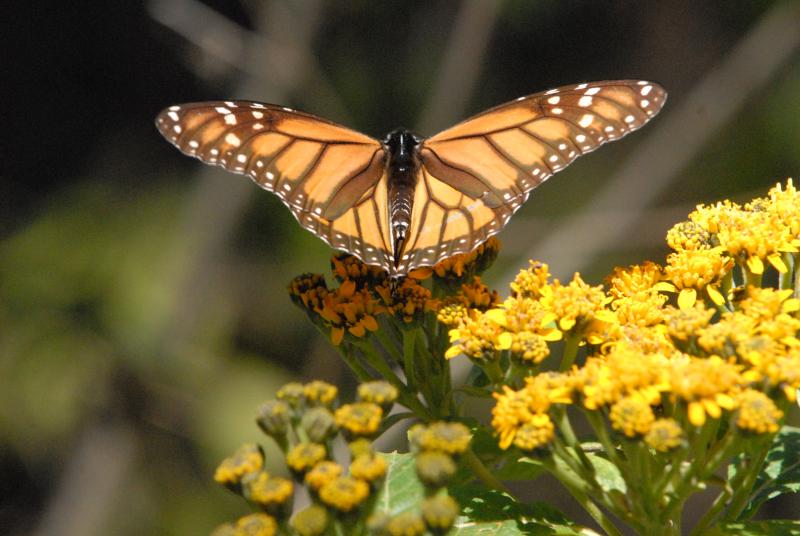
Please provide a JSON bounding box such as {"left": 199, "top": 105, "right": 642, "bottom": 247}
{"left": 485, "top": 180, "right": 798, "bottom": 453}
{"left": 213, "top": 380, "right": 398, "bottom": 533}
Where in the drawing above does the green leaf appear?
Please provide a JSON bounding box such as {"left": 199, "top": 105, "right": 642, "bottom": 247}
{"left": 375, "top": 452, "right": 425, "bottom": 515}
{"left": 587, "top": 453, "right": 627, "bottom": 493}
{"left": 707, "top": 520, "right": 800, "bottom": 535}
{"left": 448, "top": 486, "right": 581, "bottom": 535}
{"left": 733, "top": 426, "right": 800, "bottom": 518}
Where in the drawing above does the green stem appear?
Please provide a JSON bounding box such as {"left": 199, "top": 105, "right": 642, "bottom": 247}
{"left": 334, "top": 346, "right": 375, "bottom": 383}
{"left": 462, "top": 447, "right": 512, "bottom": 495}
{"left": 779, "top": 252, "right": 794, "bottom": 290}
{"left": 723, "top": 435, "right": 773, "bottom": 521}
{"left": 560, "top": 332, "right": 581, "bottom": 372}
{"left": 544, "top": 456, "right": 624, "bottom": 536}
{"left": 373, "top": 328, "right": 404, "bottom": 367}
{"left": 401, "top": 329, "right": 417, "bottom": 391}
{"left": 355, "top": 341, "right": 432, "bottom": 420}
{"left": 794, "top": 253, "right": 800, "bottom": 299}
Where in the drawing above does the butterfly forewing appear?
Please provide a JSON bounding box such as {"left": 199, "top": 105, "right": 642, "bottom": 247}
{"left": 403, "top": 80, "right": 666, "bottom": 266}
{"left": 156, "top": 101, "right": 394, "bottom": 269}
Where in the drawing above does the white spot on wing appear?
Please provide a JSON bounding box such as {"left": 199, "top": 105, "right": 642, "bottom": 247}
{"left": 551, "top": 107, "right": 563, "bottom": 115}
{"left": 225, "top": 133, "right": 241, "bottom": 146}
{"left": 624, "top": 115, "right": 635, "bottom": 123}
{"left": 585, "top": 87, "right": 601, "bottom": 96}
{"left": 236, "top": 154, "right": 247, "bottom": 163}
{"left": 575, "top": 134, "right": 586, "bottom": 143}
{"left": 252, "top": 111, "right": 264, "bottom": 119}
{"left": 641, "top": 85, "right": 653, "bottom": 96}
{"left": 215, "top": 106, "right": 231, "bottom": 114}
{"left": 578, "top": 114, "right": 594, "bottom": 128}
{"left": 224, "top": 114, "right": 237, "bottom": 125}
{"left": 167, "top": 111, "right": 179, "bottom": 121}
{"left": 578, "top": 96, "right": 592, "bottom": 107}
{"left": 547, "top": 96, "right": 560, "bottom": 105}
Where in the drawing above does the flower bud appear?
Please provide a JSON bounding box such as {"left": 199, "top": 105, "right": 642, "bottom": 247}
{"left": 301, "top": 407, "right": 338, "bottom": 443}
{"left": 421, "top": 495, "right": 459, "bottom": 533}
{"left": 291, "top": 504, "right": 329, "bottom": 536}
{"left": 414, "top": 451, "right": 457, "bottom": 489}
{"left": 256, "top": 400, "right": 291, "bottom": 438}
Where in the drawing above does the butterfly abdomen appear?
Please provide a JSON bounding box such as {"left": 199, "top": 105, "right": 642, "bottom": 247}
{"left": 385, "top": 129, "right": 422, "bottom": 267}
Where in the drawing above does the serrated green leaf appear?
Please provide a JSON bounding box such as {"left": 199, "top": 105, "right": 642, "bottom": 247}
{"left": 375, "top": 452, "right": 425, "bottom": 515}
{"left": 707, "top": 520, "right": 800, "bottom": 535}
{"left": 586, "top": 453, "right": 627, "bottom": 493}
{"left": 732, "top": 426, "right": 800, "bottom": 518}
{"left": 448, "top": 486, "right": 582, "bottom": 535}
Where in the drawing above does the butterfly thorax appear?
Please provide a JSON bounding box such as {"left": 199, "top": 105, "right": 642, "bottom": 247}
{"left": 384, "top": 128, "right": 422, "bottom": 268}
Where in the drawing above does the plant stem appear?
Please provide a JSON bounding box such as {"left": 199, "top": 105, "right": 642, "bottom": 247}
{"left": 401, "top": 329, "right": 417, "bottom": 391}
{"left": 462, "top": 447, "right": 512, "bottom": 495}
{"left": 560, "top": 332, "right": 580, "bottom": 372}
{"left": 545, "top": 456, "right": 624, "bottom": 536}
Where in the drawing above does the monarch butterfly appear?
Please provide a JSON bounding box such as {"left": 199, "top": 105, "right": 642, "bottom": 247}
{"left": 156, "top": 80, "right": 666, "bottom": 276}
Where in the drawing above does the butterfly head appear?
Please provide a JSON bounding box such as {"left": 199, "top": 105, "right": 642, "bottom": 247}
{"left": 384, "top": 128, "right": 422, "bottom": 168}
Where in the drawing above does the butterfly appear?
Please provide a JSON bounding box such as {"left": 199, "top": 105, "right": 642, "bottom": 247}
{"left": 156, "top": 80, "right": 666, "bottom": 276}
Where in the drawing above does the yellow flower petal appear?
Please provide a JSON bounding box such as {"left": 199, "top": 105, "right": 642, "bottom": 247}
{"left": 497, "top": 332, "right": 513, "bottom": 350}
{"left": 678, "top": 288, "right": 697, "bottom": 310}
{"left": 768, "top": 253, "right": 788, "bottom": 273}
{"left": 688, "top": 402, "right": 706, "bottom": 426}
{"left": 782, "top": 298, "right": 800, "bottom": 314}
{"left": 706, "top": 285, "right": 725, "bottom": 306}
{"left": 485, "top": 308, "right": 507, "bottom": 327}
{"left": 540, "top": 312, "right": 558, "bottom": 327}
{"left": 542, "top": 329, "right": 563, "bottom": 342}
{"left": 594, "top": 310, "right": 618, "bottom": 323}
{"left": 362, "top": 315, "right": 379, "bottom": 332}
{"left": 559, "top": 317, "right": 576, "bottom": 331}
{"left": 654, "top": 282, "right": 677, "bottom": 293}
{"left": 331, "top": 327, "right": 345, "bottom": 346}
{"left": 716, "top": 393, "right": 735, "bottom": 410}
{"left": 703, "top": 399, "right": 722, "bottom": 419}
{"left": 448, "top": 329, "right": 461, "bottom": 342}
{"left": 444, "top": 346, "right": 463, "bottom": 359}
{"left": 746, "top": 256, "right": 764, "bottom": 275}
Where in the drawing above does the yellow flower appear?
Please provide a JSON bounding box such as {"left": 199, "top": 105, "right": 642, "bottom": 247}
{"left": 512, "top": 414, "right": 555, "bottom": 451}
{"left": 214, "top": 443, "right": 263, "bottom": 487}
{"left": 320, "top": 283, "right": 382, "bottom": 345}
{"left": 422, "top": 236, "right": 501, "bottom": 285}
{"left": 509, "top": 331, "right": 550, "bottom": 364}
{"left": 415, "top": 451, "right": 457, "bottom": 488}
{"left": 510, "top": 260, "right": 552, "bottom": 299}
{"left": 735, "top": 389, "right": 783, "bottom": 434}
{"left": 669, "top": 355, "right": 743, "bottom": 426}
{"left": 330, "top": 252, "right": 387, "bottom": 286}
{"left": 291, "top": 505, "right": 329, "bottom": 536}
{"left": 304, "top": 380, "right": 338, "bottom": 406}
{"left": 697, "top": 312, "right": 755, "bottom": 357}
{"left": 666, "top": 220, "right": 714, "bottom": 252}
{"left": 460, "top": 276, "right": 501, "bottom": 310}
{"left": 421, "top": 495, "right": 460, "bottom": 532}
{"left": 349, "top": 454, "right": 387, "bottom": 483}
{"left": 375, "top": 277, "right": 435, "bottom": 325}
{"left": 386, "top": 511, "right": 426, "bottom": 536}
{"left": 334, "top": 402, "right": 383, "bottom": 437}
{"left": 644, "top": 418, "right": 684, "bottom": 452}
{"left": 501, "top": 296, "right": 562, "bottom": 341}
{"left": 545, "top": 273, "right": 606, "bottom": 332}
{"left": 245, "top": 472, "right": 294, "bottom": 507}
{"left": 304, "top": 461, "right": 344, "bottom": 491}
{"left": 663, "top": 303, "right": 715, "bottom": 342}
{"left": 318, "top": 476, "right": 370, "bottom": 512}
{"left": 444, "top": 309, "right": 512, "bottom": 360}
{"left": 577, "top": 345, "right": 670, "bottom": 410}
{"left": 233, "top": 513, "right": 277, "bottom": 536}
{"left": 411, "top": 421, "right": 472, "bottom": 455}
{"left": 611, "top": 292, "right": 668, "bottom": 327}
{"left": 738, "top": 287, "right": 799, "bottom": 321}
{"left": 288, "top": 273, "right": 328, "bottom": 312}
{"left": 286, "top": 443, "right": 327, "bottom": 473}
{"left": 663, "top": 247, "right": 732, "bottom": 308}
{"left": 606, "top": 261, "right": 666, "bottom": 299}
{"left": 609, "top": 395, "right": 656, "bottom": 437}
{"left": 277, "top": 382, "right": 306, "bottom": 407}
{"left": 436, "top": 300, "right": 470, "bottom": 327}
{"left": 766, "top": 179, "right": 800, "bottom": 242}
{"left": 357, "top": 381, "right": 399, "bottom": 408}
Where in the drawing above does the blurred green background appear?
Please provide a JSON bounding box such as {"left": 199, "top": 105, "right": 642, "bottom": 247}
{"left": 2, "top": 1, "right": 800, "bottom": 534}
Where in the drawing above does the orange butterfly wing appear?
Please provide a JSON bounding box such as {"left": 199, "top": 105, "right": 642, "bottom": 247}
{"left": 398, "top": 80, "right": 667, "bottom": 270}
{"left": 155, "top": 101, "right": 395, "bottom": 270}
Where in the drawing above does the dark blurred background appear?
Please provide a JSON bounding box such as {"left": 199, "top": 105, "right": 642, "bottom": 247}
{"left": 2, "top": 1, "right": 799, "bottom": 534}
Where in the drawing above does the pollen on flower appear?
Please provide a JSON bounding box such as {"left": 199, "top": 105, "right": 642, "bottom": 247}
{"left": 303, "top": 380, "right": 338, "bottom": 406}
{"left": 232, "top": 513, "right": 278, "bottom": 536}
{"left": 666, "top": 220, "right": 714, "bottom": 252}
{"left": 512, "top": 414, "right": 555, "bottom": 450}
{"left": 663, "top": 303, "right": 715, "bottom": 343}
{"left": 375, "top": 277, "right": 436, "bottom": 324}
{"left": 349, "top": 453, "right": 387, "bottom": 483}
{"left": 546, "top": 273, "right": 606, "bottom": 332}
{"left": 606, "top": 261, "right": 665, "bottom": 299}
{"left": 245, "top": 472, "right": 294, "bottom": 507}
{"left": 669, "top": 355, "right": 744, "bottom": 427}
{"left": 410, "top": 421, "right": 472, "bottom": 455}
